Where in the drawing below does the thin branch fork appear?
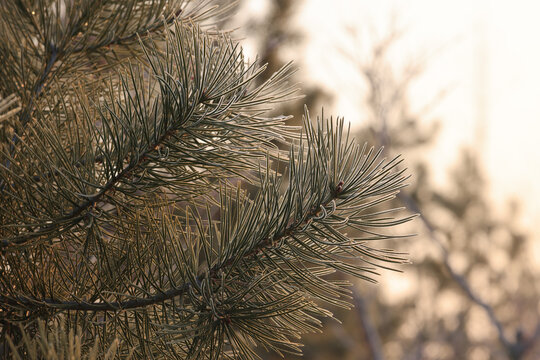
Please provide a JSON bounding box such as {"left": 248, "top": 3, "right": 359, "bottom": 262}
{"left": 399, "top": 192, "right": 540, "bottom": 360}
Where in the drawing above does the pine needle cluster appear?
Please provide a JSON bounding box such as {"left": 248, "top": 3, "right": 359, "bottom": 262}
{"left": 0, "top": 1, "right": 411, "bottom": 358}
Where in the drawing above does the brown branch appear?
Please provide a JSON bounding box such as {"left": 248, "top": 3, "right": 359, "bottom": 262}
{"left": 0, "top": 282, "right": 192, "bottom": 312}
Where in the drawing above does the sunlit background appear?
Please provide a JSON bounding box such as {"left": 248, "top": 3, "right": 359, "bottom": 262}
{"left": 231, "top": 0, "right": 540, "bottom": 359}
{"left": 240, "top": 0, "right": 540, "bottom": 233}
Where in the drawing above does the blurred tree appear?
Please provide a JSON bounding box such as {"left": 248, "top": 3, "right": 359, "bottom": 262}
{"left": 355, "top": 28, "right": 540, "bottom": 360}
{"left": 284, "top": 24, "right": 540, "bottom": 360}
{"left": 0, "top": 1, "right": 410, "bottom": 359}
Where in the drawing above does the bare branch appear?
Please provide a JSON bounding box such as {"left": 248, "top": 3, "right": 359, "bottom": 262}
{"left": 352, "top": 288, "right": 384, "bottom": 360}
{"left": 399, "top": 192, "right": 540, "bottom": 360}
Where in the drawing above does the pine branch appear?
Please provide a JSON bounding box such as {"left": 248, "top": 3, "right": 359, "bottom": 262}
{"left": 0, "top": 182, "right": 344, "bottom": 311}
{"left": 15, "top": 0, "right": 109, "bottom": 128}
{"left": 1, "top": 118, "right": 409, "bottom": 311}
{"left": 2, "top": 1, "right": 224, "bottom": 150}
{"left": 1, "top": 1, "right": 182, "bottom": 194}
{"left": 2, "top": 113, "right": 410, "bottom": 358}
{"left": 1, "top": 22, "right": 297, "bottom": 248}
{"left": 1, "top": 3, "right": 412, "bottom": 358}
{"left": 15, "top": 3, "right": 188, "bottom": 124}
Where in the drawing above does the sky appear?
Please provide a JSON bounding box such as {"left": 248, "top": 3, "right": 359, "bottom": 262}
{"left": 293, "top": 0, "right": 540, "bottom": 247}
{"left": 238, "top": 0, "right": 540, "bottom": 262}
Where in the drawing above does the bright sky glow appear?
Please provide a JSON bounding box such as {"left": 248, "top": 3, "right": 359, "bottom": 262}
{"left": 294, "top": 0, "right": 540, "bottom": 253}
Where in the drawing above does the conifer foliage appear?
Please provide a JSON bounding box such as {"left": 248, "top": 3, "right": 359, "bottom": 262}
{"left": 0, "top": 1, "right": 411, "bottom": 358}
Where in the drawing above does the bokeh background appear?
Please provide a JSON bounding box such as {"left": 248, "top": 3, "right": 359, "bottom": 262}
{"left": 228, "top": 1, "right": 540, "bottom": 359}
